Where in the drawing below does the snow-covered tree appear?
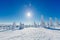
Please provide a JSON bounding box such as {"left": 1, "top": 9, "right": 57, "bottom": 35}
{"left": 55, "top": 17, "right": 59, "bottom": 26}
{"left": 40, "top": 15, "right": 45, "bottom": 27}
{"left": 49, "top": 17, "right": 53, "bottom": 27}
{"left": 34, "top": 22, "right": 37, "bottom": 27}
{"left": 19, "top": 22, "right": 24, "bottom": 30}
{"left": 46, "top": 22, "right": 49, "bottom": 27}
{"left": 12, "top": 22, "right": 16, "bottom": 30}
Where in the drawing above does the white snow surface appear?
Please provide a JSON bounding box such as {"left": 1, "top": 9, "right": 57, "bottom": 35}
{"left": 0, "top": 27, "right": 60, "bottom": 40}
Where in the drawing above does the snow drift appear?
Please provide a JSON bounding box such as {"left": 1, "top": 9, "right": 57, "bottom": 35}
{"left": 0, "top": 27, "right": 60, "bottom": 40}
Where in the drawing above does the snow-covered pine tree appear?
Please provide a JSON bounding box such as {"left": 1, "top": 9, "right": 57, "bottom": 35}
{"left": 49, "top": 17, "right": 53, "bottom": 27}
{"left": 12, "top": 22, "right": 16, "bottom": 30}
{"left": 40, "top": 15, "right": 45, "bottom": 27}
{"left": 34, "top": 22, "right": 37, "bottom": 27}
{"left": 19, "top": 22, "right": 24, "bottom": 30}
{"left": 47, "top": 22, "right": 49, "bottom": 27}
{"left": 55, "top": 17, "right": 59, "bottom": 26}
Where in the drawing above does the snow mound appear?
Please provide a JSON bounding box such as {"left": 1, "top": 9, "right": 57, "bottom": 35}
{"left": 0, "top": 27, "right": 60, "bottom": 40}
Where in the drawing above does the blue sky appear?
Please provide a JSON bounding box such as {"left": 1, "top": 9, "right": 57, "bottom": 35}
{"left": 0, "top": 0, "right": 60, "bottom": 24}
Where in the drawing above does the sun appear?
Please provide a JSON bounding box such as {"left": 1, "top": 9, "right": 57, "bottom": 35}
{"left": 27, "top": 12, "right": 31, "bottom": 17}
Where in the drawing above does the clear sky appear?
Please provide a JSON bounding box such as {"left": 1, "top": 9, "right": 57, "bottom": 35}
{"left": 0, "top": 0, "right": 60, "bottom": 24}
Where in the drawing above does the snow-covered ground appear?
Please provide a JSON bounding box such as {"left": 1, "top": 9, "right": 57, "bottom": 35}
{"left": 0, "top": 27, "right": 60, "bottom": 40}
